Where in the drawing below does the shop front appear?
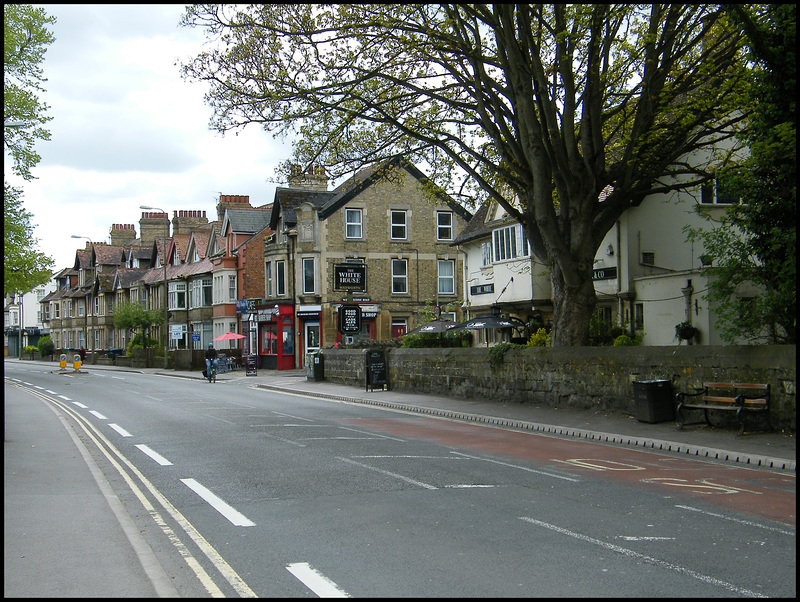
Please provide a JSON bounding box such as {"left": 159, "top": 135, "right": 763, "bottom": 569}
{"left": 256, "top": 303, "right": 296, "bottom": 370}
{"left": 296, "top": 305, "right": 321, "bottom": 369}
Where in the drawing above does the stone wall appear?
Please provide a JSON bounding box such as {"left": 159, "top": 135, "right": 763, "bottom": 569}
{"left": 319, "top": 345, "right": 796, "bottom": 431}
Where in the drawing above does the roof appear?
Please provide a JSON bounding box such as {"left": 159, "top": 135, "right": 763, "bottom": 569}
{"left": 317, "top": 157, "right": 472, "bottom": 222}
{"left": 269, "top": 188, "right": 334, "bottom": 230}
{"left": 93, "top": 245, "right": 125, "bottom": 266}
{"left": 112, "top": 268, "right": 149, "bottom": 290}
{"left": 222, "top": 207, "right": 272, "bottom": 235}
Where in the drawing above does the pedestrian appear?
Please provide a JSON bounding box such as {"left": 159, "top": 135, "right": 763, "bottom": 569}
{"left": 78, "top": 346, "right": 87, "bottom": 363}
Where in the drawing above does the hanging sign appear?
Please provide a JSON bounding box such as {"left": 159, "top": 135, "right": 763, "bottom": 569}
{"left": 339, "top": 304, "right": 362, "bottom": 333}
{"left": 334, "top": 263, "right": 367, "bottom": 291}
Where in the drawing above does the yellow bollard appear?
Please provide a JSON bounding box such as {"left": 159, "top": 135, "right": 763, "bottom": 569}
{"left": 60, "top": 353, "right": 67, "bottom": 369}
{"left": 73, "top": 353, "right": 81, "bottom": 371}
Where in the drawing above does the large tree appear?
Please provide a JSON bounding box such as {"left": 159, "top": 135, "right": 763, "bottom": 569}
{"left": 4, "top": 4, "right": 56, "bottom": 294}
{"left": 687, "top": 4, "right": 795, "bottom": 344}
{"left": 180, "top": 4, "right": 749, "bottom": 345}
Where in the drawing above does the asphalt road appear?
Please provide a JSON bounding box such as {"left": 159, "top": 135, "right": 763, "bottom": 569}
{"left": 5, "top": 362, "right": 796, "bottom": 597}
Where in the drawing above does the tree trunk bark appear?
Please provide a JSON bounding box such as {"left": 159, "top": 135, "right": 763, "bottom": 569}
{"left": 550, "top": 264, "right": 597, "bottom": 347}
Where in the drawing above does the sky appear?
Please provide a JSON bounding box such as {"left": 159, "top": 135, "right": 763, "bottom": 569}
{"left": 6, "top": 4, "right": 295, "bottom": 271}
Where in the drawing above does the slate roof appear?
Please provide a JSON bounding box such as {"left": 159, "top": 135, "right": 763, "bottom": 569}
{"left": 223, "top": 207, "right": 272, "bottom": 234}
{"left": 112, "top": 268, "right": 149, "bottom": 290}
{"left": 93, "top": 245, "right": 125, "bottom": 266}
{"left": 269, "top": 189, "right": 334, "bottom": 230}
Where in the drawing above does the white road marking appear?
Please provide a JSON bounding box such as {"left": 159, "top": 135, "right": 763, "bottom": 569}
{"left": 45, "top": 389, "right": 57, "bottom": 394}
{"left": 108, "top": 423, "right": 132, "bottom": 437}
{"left": 72, "top": 401, "right": 88, "bottom": 408}
{"left": 58, "top": 395, "right": 71, "bottom": 401}
{"left": 519, "top": 517, "right": 767, "bottom": 597}
{"left": 180, "top": 478, "right": 255, "bottom": 527}
{"left": 451, "top": 451, "right": 580, "bottom": 482}
{"left": 338, "top": 457, "right": 438, "bottom": 490}
{"left": 286, "top": 562, "right": 350, "bottom": 598}
{"left": 135, "top": 444, "right": 174, "bottom": 466}
{"left": 676, "top": 504, "right": 796, "bottom": 536}
{"left": 89, "top": 410, "right": 107, "bottom": 419}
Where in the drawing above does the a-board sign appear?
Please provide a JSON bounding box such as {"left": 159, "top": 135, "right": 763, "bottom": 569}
{"left": 339, "top": 304, "right": 362, "bottom": 333}
{"left": 365, "top": 349, "right": 388, "bottom": 391}
{"left": 334, "top": 263, "right": 366, "bottom": 291}
{"left": 246, "top": 355, "right": 258, "bottom": 376}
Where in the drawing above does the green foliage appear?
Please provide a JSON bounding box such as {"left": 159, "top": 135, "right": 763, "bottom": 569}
{"left": 487, "top": 342, "right": 524, "bottom": 372}
{"left": 126, "top": 332, "right": 161, "bottom": 357}
{"left": 686, "top": 5, "right": 796, "bottom": 344}
{"left": 37, "top": 334, "right": 54, "bottom": 357}
{"left": 23, "top": 344, "right": 38, "bottom": 359}
{"left": 613, "top": 332, "right": 644, "bottom": 346}
{"left": 4, "top": 4, "right": 55, "bottom": 180}
{"left": 526, "top": 328, "right": 550, "bottom": 347}
{"left": 181, "top": 5, "right": 751, "bottom": 346}
{"left": 588, "top": 311, "right": 627, "bottom": 346}
{"left": 400, "top": 332, "right": 469, "bottom": 348}
{"left": 4, "top": 5, "right": 56, "bottom": 294}
{"left": 113, "top": 300, "right": 163, "bottom": 334}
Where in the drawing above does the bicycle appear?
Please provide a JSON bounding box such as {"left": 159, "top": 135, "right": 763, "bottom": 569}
{"left": 206, "top": 361, "right": 217, "bottom": 384}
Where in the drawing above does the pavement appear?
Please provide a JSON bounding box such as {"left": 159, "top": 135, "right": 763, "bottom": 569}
{"left": 4, "top": 358, "right": 796, "bottom": 597}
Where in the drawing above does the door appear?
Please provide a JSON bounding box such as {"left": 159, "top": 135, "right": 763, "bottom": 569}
{"left": 304, "top": 322, "right": 320, "bottom": 367}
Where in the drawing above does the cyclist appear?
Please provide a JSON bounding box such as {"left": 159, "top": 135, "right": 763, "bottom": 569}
{"left": 205, "top": 343, "right": 219, "bottom": 382}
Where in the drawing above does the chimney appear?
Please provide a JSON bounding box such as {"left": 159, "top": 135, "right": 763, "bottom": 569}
{"left": 172, "top": 210, "right": 209, "bottom": 235}
{"left": 288, "top": 164, "right": 328, "bottom": 191}
{"left": 109, "top": 223, "right": 137, "bottom": 246}
{"left": 216, "top": 194, "right": 252, "bottom": 221}
{"left": 139, "top": 211, "right": 170, "bottom": 245}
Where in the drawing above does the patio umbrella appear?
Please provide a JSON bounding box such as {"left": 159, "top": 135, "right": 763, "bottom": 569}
{"left": 405, "top": 318, "right": 457, "bottom": 335}
{"left": 213, "top": 332, "right": 247, "bottom": 341}
{"left": 448, "top": 314, "right": 517, "bottom": 331}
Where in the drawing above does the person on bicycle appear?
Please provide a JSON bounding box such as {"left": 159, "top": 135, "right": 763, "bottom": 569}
{"left": 205, "top": 343, "right": 219, "bottom": 376}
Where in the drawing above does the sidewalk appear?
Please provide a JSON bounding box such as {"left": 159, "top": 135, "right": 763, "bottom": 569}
{"left": 37, "top": 358, "right": 798, "bottom": 472}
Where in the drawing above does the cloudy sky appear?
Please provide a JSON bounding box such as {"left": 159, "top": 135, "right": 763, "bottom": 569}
{"left": 7, "top": 4, "right": 295, "bottom": 271}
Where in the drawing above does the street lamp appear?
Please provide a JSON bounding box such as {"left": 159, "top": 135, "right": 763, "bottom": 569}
{"left": 140, "top": 205, "right": 169, "bottom": 369}
{"left": 71, "top": 235, "right": 94, "bottom": 355}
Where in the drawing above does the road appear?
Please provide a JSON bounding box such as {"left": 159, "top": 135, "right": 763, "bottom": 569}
{"left": 5, "top": 362, "right": 796, "bottom": 597}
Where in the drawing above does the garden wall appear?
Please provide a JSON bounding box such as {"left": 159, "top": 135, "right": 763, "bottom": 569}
{"left": 320, "top": 345, "right": 796, "bottom": 431}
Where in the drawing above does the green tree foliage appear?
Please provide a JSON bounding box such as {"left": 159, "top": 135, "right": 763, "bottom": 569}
{"left": 37, "top": 334, "right": 54, "bottom": 358}
{"left": 113, "top": 301, "right": 164, "bottom": 358}
{"left": 4, "top": 4, "right": 56, "bottom": 294}
{"left": 687, "top": 5, "right": 795, "bottom": 344}
{"left": 181, "top": 4, "right": 750, "bottom": 346}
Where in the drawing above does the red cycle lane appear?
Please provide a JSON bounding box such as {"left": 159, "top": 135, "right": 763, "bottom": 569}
{"left": 341, "top": 416, "right": 796, "bottom": 527}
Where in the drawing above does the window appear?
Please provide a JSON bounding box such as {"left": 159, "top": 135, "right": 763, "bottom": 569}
{"left": 228, "top": 275, "right": 237, "bottom": 302}
{"left": 53, "top": 302, "right": 60, "bottom": 319}
{"left": 169, "top": 281, "right": 186, "bottom": 310}
{"left": 701, "top": 176, "right": 739, "bottom": 205}
{"left": 641, "top": 251, "right": 655, "bottom": 266}
{"left": 438, "top": 259, "right": 455, "bottom": 295}
{"left": 265, "top": 262, "right": 273, "bottom": 297}
{"left": 302, "top": 257, "right": 315, "bottom": 294}
{"left": 107, "top": 296, "right": 114, "bottom": 314}
{"left": 345, "top": 208, "right": 362, "bottom": 239}
{"left": 481, "top": 241, "right": 492, "bottom": 267}
{"left": 190, "top": 278, "right": 212, "bottom": 308}
{"left": 77, "top": 299, "right": 85, "bottom": 317}
{"left": 94, "top": 297, "right": 100, "bottom": 314}
{"left": 390, "top": 210, "right": 407, "bottom": 240}
{"left": 492, "top": 224, "right": 529, "bottom": 262}
{"left": 437, "top": 211, "right": 453, "bottom": 241}
{"left": 67, "top": 300, "right": 74, "bottom": 317}
{"left": 276, "top": 260, "right": 286, "bottom": 296}
{"left": 392, "top": 259, "right": 408, "bottom": 294}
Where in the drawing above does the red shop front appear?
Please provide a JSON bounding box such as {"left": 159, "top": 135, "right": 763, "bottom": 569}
{"left": 257, "top": 303, "right": 295, "bottom": 370}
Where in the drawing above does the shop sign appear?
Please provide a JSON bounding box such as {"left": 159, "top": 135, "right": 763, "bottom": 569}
{"left": 470, "top": 283, "right": 495, "bottom": 295}
{"left": 334, "top": 263, "right": 367, "bottom": 291}
{"left": 592, "top": 266, "right": 618, "bottom": 281}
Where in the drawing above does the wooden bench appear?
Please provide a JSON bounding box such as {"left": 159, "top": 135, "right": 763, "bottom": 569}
{"left": 675, "top": 383, "right": 771, "bottom": 436}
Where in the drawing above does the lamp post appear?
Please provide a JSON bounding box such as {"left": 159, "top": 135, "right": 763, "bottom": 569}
{"left": 140, "top": 205, "right": 169, "bottom": 369}
{"left": 71, "top": 235, "right": 93, "bottom": 355}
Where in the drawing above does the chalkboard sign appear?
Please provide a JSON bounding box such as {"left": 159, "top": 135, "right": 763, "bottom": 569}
{"left": 365, "top": 349, "right": 388, "bottom": 391}
{"left": 246, "top": 355, "right": 258, "bottom": 376}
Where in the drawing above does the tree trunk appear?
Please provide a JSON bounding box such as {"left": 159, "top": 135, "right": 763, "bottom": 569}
{"left": 550, "top": 264, "right": 597, "bottom": 347}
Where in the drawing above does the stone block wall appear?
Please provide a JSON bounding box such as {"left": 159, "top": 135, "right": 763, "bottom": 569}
{"left": 319, "top": 345, "right": 796, "bottom": 431}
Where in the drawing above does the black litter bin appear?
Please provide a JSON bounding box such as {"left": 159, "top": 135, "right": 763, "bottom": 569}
{"left": 307, "top": 352, "right": 324, "bottom": 381}
{"left": 633, "top": 380, "right": 675, "bottom": 423}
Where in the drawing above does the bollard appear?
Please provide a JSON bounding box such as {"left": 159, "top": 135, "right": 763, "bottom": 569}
{"left": 60, "top": 353, "right": 67, "bottom": 369}
{"left": 73, "top": 353, "right": 81, "bottom": 371}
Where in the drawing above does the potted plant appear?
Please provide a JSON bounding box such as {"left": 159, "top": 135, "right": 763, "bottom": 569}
{"left": 675, "top": 321, "right": 698, "bottom": 343}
